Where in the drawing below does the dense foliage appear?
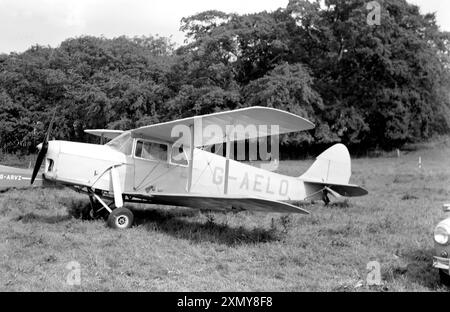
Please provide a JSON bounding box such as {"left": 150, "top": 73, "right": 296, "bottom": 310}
{"left": 0, "top": 0, "right": 449, "bottom": 154}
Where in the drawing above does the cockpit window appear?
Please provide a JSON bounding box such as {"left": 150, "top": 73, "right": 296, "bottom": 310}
{"left": 135, "top": 140, "right": 168, "bottom": 162}
{"left": 106, "top": 131, "right": 133, "bottom": 155}
{"left": 171, "top": 144, "right": 188, "bottom": 166}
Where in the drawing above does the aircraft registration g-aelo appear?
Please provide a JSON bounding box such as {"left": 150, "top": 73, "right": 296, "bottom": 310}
{"left": 0, "top": 107, "right": 368, "bottom": 229}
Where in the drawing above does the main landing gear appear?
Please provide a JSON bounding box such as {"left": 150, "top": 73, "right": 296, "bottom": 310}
{"left": 86, "top": 191, "right": 134, "bottom": 230}
{"left": 106, "top": 207, "right": 134, "bottom": 230}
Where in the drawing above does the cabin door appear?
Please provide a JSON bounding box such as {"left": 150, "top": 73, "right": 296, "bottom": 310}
{"left": 133, "top": 139, "right": 188, "bottom": 194}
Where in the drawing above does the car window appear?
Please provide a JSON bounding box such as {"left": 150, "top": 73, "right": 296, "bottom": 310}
{"left": 135, "top": 140, "right": 168, "bottom": 162}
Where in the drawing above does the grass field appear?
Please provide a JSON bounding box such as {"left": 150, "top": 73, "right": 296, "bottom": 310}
{"left": 0, "top": 138, "right": 450, "bottom": 292}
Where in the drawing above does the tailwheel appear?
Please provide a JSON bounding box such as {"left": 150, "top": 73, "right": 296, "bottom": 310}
{"left": 107, "top": 207, "right": 134, "bottom": 230}
{"left": 322, "top": 190, "right": 331, "bottom": 206}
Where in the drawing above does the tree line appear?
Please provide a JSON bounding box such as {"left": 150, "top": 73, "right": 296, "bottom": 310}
{"left": 0, "top": 0, "right": 449, "bottom": 155}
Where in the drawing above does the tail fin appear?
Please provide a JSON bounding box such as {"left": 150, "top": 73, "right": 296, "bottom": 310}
{"left": 300, "top": 144, "right": 368, "bottom": 201}
{"left": 300, "top": 144, "right": 351, "bottom": 184}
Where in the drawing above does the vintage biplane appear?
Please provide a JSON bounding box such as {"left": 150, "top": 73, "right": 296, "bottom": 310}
{"left": 0, "top": 107, "right": 367, "bottom": 229}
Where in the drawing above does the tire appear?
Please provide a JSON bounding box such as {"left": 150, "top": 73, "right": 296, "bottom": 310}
{"left": 107, "top": 207, "right": 134, "bottom": 230}
{"left": 439, "top": 269, "right": 450, "bottom": 287}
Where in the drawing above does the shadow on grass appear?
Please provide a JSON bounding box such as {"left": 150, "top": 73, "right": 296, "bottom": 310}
{"left": 0, "top": 188, "right": 14, "bottom": 194}
{"left": 20, "top": 197, "right": 284, "bottom": 246}
{"left": 133, "top": 208, "right": 283, "bottom": 246}
{"left": 13, "top": 197, "right": 90, "bottom": 224}
{"left": 14, "top": 213, "right": 72, "bottom": 224}
{"left": 328, "top": 200, "right": 351, "bottom": 209}
{"left": 383, "top": 248, "right": 443, "bottom": 290}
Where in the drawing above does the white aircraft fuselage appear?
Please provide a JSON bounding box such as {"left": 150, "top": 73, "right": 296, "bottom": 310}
{"left": 43, "top": 139, "right": 307, "bottom": 202}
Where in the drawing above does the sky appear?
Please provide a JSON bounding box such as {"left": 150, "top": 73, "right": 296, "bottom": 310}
{"left": 0, "top": 0, "right": 448, "bottom": 53}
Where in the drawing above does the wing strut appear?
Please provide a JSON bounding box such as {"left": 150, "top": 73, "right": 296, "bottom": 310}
{"left": 89, "top": 164, "right": 125, "bottom": 208}
{"left": 187, "top": 124, "right": 195, "bottom": 192}
{"left": 224, "top": 130, "right": 231, "bottom": 195}
{"left": 110, "top": 167, "right": 124, "bottom": 208}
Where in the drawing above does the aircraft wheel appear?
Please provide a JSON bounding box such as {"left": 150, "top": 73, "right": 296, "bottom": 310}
{"left": 107, "top": 207, "right": 134, "bottom": 230}
{"left": 439, "top": 269, "right": 450, "bottom": 287}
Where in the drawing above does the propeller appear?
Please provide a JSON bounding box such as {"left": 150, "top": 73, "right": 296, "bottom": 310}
{"left": 31, "top": 110, "right": 56, "bottom": 185}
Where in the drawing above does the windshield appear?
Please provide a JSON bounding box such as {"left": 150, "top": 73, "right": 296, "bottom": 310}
{"left": 106, "top": 131, "right": 133, "bottom": 155}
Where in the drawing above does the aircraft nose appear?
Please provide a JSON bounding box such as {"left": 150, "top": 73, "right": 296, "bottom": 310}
{"left": 46, "top": 141, "right": 57, "bottom": 155}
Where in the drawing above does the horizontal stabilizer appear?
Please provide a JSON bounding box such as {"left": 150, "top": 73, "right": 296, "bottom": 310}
{"left": 304, "top": 181, "right": 368, "bottom": 198}
{"left": 0, "top": 165, "right": 43, "bottom": 190}
{"left": 127, "top": 192, "right": 310, "bottom": 214}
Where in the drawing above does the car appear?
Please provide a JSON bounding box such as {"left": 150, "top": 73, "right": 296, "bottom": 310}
{"left": 433, "top": 203, "right": 450, "bottom": 286}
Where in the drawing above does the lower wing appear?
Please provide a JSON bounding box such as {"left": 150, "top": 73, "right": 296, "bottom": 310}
{"left": 127, "top": 192, "right": 310, "bottom": 214}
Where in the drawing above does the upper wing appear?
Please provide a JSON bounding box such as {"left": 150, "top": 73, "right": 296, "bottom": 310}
{"left": 85, "top": 129, "right": 124, "bottom": 140}
{"left": 131, "top": 106, "right": 315, "bottom": 146}
{"left": 127, "top": 192, "right": 310, "bottom": 214}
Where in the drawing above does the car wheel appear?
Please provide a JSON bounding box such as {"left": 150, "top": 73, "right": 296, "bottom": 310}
{"left": 107, "top": 207, "right": 134, "bottom": 230}
{"left": 439, "top": 269, "right": 450, "bottom": 287}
